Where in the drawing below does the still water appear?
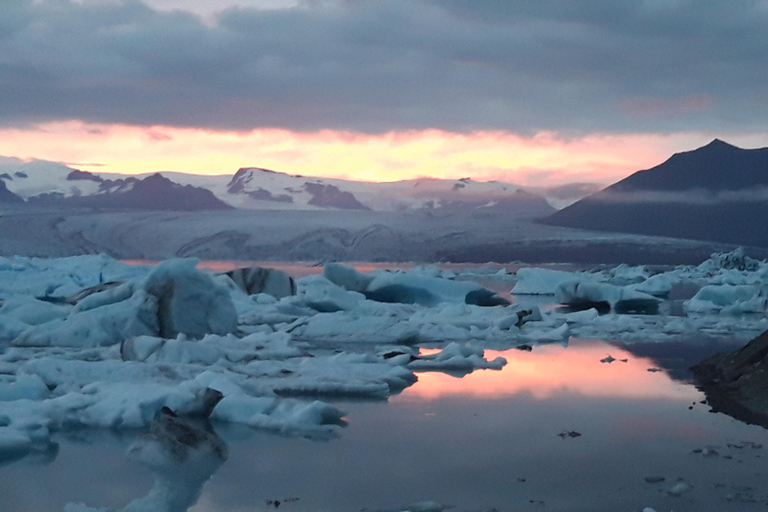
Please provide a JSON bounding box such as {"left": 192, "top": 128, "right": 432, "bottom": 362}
{"left": 2, "top": 338, "right": 768, "bottom": 512}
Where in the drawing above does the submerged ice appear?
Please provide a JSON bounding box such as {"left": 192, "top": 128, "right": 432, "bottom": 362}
{"left": 1, "top": 250, "right": 768, "bottom": 465}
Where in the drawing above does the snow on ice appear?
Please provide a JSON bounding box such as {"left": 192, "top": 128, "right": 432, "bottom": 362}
{"left": 2, "top": 250, "right": 768, "bottom": 461}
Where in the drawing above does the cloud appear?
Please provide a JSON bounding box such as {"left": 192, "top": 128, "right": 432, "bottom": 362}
{"left": 0, "top": 120, "right": 707, "bottom": 184}
{"left": 1, "top": 0, "right": 768, "bottom": 134}
{"left": 597, "top": 187, "right": 768, "bottom": 204}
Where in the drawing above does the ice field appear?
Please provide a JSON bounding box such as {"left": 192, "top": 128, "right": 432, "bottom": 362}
{"left": 2, "top": 249, "right": 768, "bottom": 511}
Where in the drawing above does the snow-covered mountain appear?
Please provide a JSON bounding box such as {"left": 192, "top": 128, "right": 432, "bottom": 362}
{"left": 175, "top": 166, "right": 555, "bottom": 215}
{"left": 0, "top": 157, "right": 230, "bottom": 211}
{"left": 0, "top": 156, "right": 558, "bottom": 216}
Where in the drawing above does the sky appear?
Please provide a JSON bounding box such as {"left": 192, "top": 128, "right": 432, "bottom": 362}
{"left": 1, "top": 0, "right": 768, "bottom": 186}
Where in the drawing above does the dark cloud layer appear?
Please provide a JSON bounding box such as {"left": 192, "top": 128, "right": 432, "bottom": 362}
{"left": 1, "top": 0, "right": 768, "bottom": 133}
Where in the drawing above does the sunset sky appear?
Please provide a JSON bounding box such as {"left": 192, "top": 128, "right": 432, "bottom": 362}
{"left": 2, "top": 0, "right": 768, "bottom": 185}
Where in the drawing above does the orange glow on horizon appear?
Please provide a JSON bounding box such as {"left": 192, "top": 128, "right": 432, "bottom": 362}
{"left": 0, "top": 120, "right": 762, "bottom": 186}
{"left": 398, "top": 340, "right": 698, "bottom": 402}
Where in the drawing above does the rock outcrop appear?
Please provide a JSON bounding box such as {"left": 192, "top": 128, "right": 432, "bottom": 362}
{"left": 692, "top": 329, "right": 768, "bottom": 428}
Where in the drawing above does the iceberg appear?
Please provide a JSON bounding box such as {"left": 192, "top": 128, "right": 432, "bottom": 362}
{"left": 685, "top": 284, "right": 767, "bottom": 315}
{"left": 512, "top": 267, "right": 585, "bottom": 295}
{"left": 4, "top": 250, "right": 768, "bottom": 461}
{"left": 324, "top": 263, "right": 509, "bottom": 307}
{"left": 555, "top": 280, "right": 660, "bottom": 314}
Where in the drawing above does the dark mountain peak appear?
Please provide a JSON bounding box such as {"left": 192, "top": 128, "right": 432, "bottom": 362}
{"left": 698, "top": 138, "right": 740, "bottom": 152}
{"left": 544, "top": 139, "right": 768, "bottom": 247}
{"left": 303, "top": 182, "right": 370, "bottom": 210}
{"left": 232, "top": 168, "right": 249, "bottom": 179}
{"left": 227, "top": 168, "right": 254, "bottom": 194}
{"left": 142, "top": 172, "right": 169, "bottom": 183}
{"left": 606, "top": 139, "right": 768, "bottom": 194}
{"left": 0, "top": 179, "right": 24, "bottom": 203}
{"left": 67, "top": 169, "right": 103, "bottom": 182}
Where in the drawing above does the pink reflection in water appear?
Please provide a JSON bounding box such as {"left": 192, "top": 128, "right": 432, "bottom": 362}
{"left": 400, "top": 339, "right": 699, "bottom": 403}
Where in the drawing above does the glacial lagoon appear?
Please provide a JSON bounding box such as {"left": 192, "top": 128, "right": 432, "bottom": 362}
{"left": 3, "top": 338, "right": 768, "bottom": 512}
{"left": 2, "top": 257, "right": 768, "bottom": 511}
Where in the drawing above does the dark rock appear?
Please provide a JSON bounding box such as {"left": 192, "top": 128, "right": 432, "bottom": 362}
{"left": 0, "top": 180, "right": 23, "bottom": 203}
{"left": 66, "top": 169, "right": 103, "bottom": 182}
{"left": 246, "top": 188, "right": 293, "bottom": 203}
{"left": 304, "top": 182, "right": 370, "bottom": 210}
{"left": 691, "top": 329, "right": 768, "bottom": 428}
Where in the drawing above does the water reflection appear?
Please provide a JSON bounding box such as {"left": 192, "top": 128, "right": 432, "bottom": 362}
{"left": 406, "top": 339, "right": 699, "bottom": 401}
{"left": 61, "top": 410, "right": 227, "bottom": 512}
{"left": 4, "top": 339, "right": 768, "bottom": 512}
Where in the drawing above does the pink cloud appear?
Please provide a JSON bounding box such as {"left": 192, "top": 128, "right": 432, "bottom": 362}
{"left": 0, "top": 121, "right": 761, "bottom": 187}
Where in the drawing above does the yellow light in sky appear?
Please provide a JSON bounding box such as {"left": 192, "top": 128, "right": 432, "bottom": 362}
{"left": 0, "top": 120, "right": 751, "bottom": 186}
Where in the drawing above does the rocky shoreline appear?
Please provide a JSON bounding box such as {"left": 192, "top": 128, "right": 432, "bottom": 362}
{"left": 692, "top": 329, "right": 768, "bottom": 428}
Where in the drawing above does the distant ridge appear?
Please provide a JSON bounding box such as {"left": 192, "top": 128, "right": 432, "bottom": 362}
{"left": 609, "top": 139, "right": 768, "bottom": 192}
{"left": 0, "top": 157, "right": 566, "bottom": 216}
{"left": 3, "top": 168, "right": 232, "bottom": 211}
{"left": 543, "top": 139, "right": 768, "bottom": 247}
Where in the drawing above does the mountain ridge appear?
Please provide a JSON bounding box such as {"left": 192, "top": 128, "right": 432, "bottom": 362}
{"left": 0, "top": 158, "right": 563, "bottom": 216}
{"left": 543, "top": 139, "right": 768, "bottom": 247}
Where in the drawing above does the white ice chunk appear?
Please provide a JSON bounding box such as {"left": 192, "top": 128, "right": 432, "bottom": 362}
{"left": 512, "top": 267, "right": 586, "bottom": 295}
{"left": 300, "top": 275, "right": 366, "bottom": 312}
{"left": 120, "top": 336, "right": 221, "bottom": 365}
{"left": 685, "top": 284, "right": 766, "bottom": 314}
{"left": 630, "top": 272, "right": 676, "bottom": 297}
{"left": 322, "top": 262, "right": 373, "bottom": 293}
{"left": 212, "top": 394, "right": 344, "bottom": 432}
{"left": 0, "top": 426, "right": 31, "bottom": 458}
{"left": 407, "top": 342, "right": 506, "bottom": 371}
{"left": 0, "top": 374, "right": 49, "bottom": 401}
{"left": 14, "top": 288, "right": 158, "bottom": 347}
{"left": 0, "top": 296, "right": 69, "bottom": 326}
{"left": 144, "top": 259, "right": 238, "bottom": 339}
{"left": 223, "top": 266, "right": 296, "bottom": 298}
{"left": 555, "top": 280, "right": 660, "bottom": 314}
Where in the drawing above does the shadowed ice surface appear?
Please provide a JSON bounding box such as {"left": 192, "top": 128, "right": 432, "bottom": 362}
{"left": 2, "top": 338, "right": 768, "bottom": 512}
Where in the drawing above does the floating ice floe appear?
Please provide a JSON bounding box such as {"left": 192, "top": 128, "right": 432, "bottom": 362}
{"left": 2, "top": 249, "right": 768, "bottom": 461}
{"left": 325, "top": 262, "right": 510, "bottom": 307}
{"left": 223, "top": 266, "right": 296, "bottom": 298}
{"left": 685, "top": 284, "right": 767, "bottom": 315}
{"left": 511, "top": 267, "right": 586, "bottom": 295}
{"left": 555, "top": 280, "right": 661, "bottom": 314}
{"left": 512, "top": 265, "right": 675, "bottom": 299}
{"left": 1, "top": 257, "right": 525, "bottom": 456}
